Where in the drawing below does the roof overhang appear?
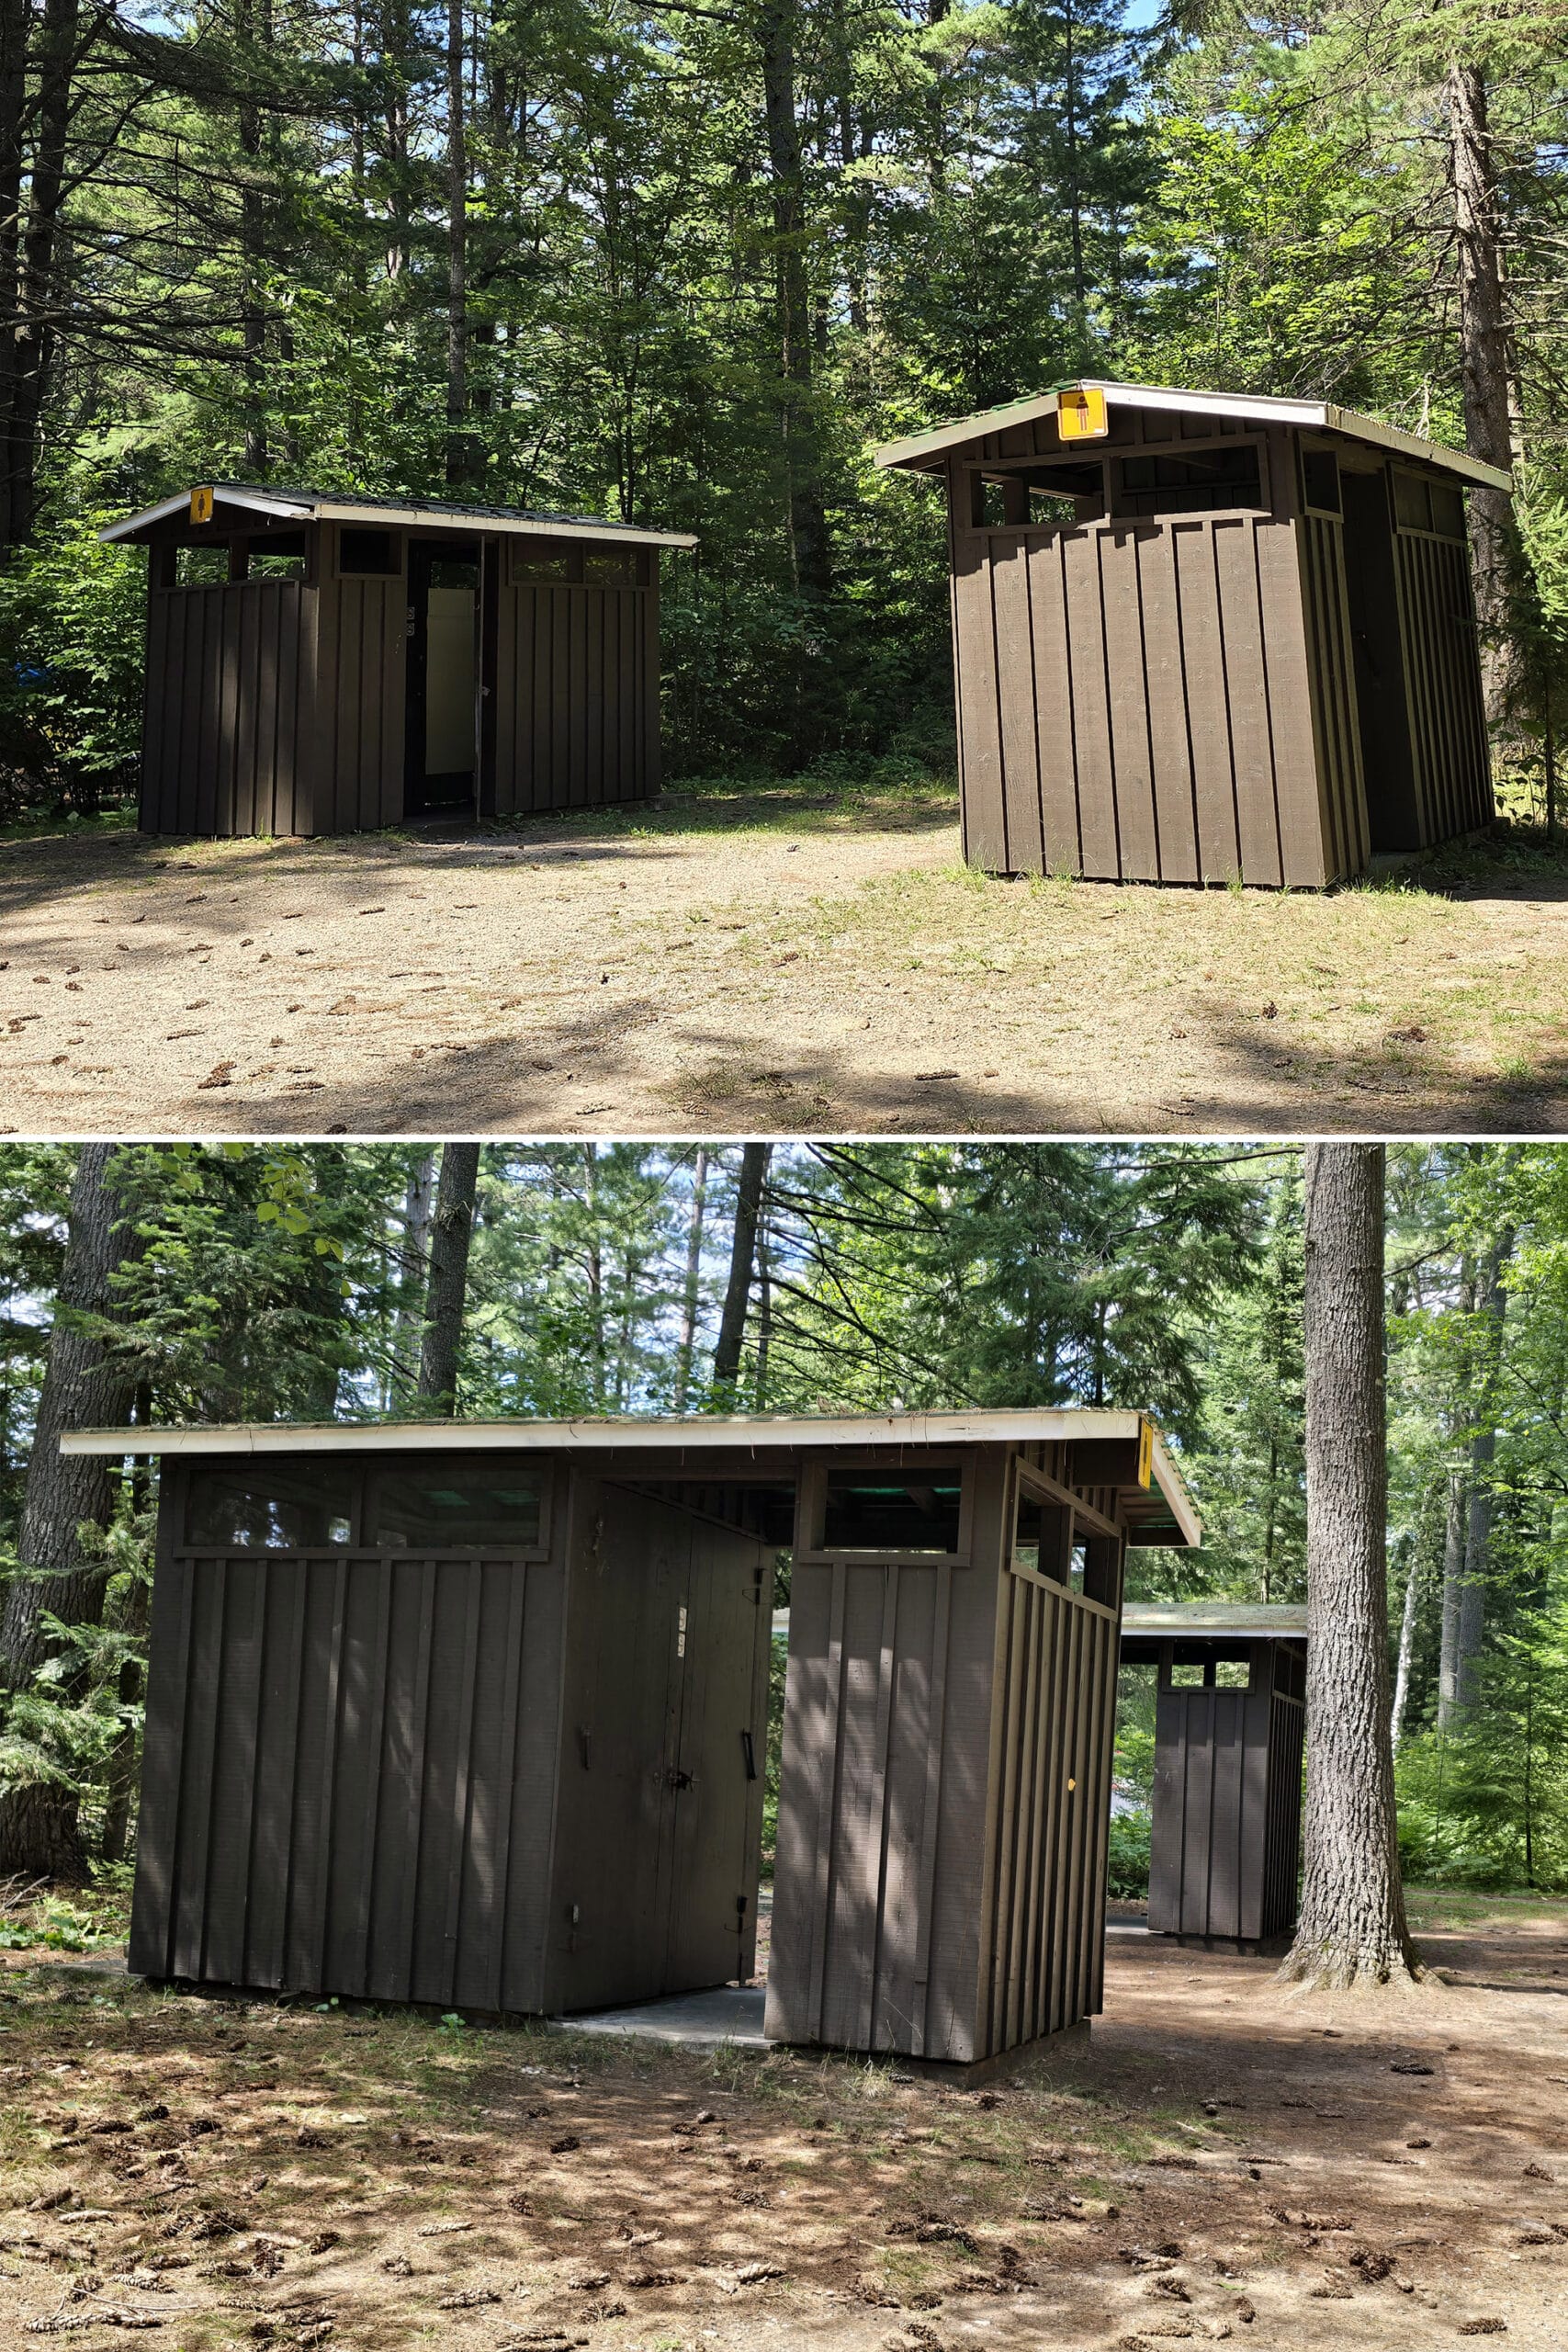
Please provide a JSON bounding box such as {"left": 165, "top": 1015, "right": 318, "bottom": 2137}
{"left": 62, "top": 1408, "right": 1200, "bottom": 1547}
{"left": 874, "top": 379, "right": 1513, "bottom": 494}
{"left": 1120, "top": 1601, "right": 1307, "bottom": 1657}
{"left": 98, "top": 486, "right": 698, "bottom": 550}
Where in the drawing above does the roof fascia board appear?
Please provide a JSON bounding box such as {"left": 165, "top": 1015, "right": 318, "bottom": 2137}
{"left": 61, "top": 1406, "right": 1199, "bottom": 1544}
{"left": 98, "top": 489, "right": 316, "bottom": 542}
{"left": 1321, "top": 405, "right": 1511, "bottom": 491}
{"left": 311, "top": 503, "right": 696, "bottom": 548}
{"left": 874, "top": 379, "right": 1509, "bottom": 493}
{"left": 101, "top": 493, "right": 698, "bottom": 549}
{"left": 62, "top": 1407, "right": 1148, "bottom": 1457}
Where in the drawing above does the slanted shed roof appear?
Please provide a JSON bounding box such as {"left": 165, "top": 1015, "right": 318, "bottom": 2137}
{"left": 99, "top": 483, "right": 698, "bottom": 550}
{"left": 874, "top": 379, "right": 1513, "bottom": 494}
{"left": 61, "top": 1406, "right": 1201, "bottom": 1547}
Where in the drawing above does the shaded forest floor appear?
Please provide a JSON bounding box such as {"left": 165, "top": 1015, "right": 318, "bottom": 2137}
{"left": 1, "top": 1890, "right": 1565, "bottom": 2349}
{"left": 5, "top": 778, "right": 1568, "bottom": 1136}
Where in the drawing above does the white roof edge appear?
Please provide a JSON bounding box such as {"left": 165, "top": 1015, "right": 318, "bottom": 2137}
{"left": 312, "top": 503, "right": 696, "bottom": 549}
{"left": 1122, "top": 1601, "right": 1306, "bottom": 1635}
{"left": 98, "top": 487, "right": 696, "bottom": 549}
{"left": 98, "top": 488, "right": 315, "bottom": 542}
{"left": 874, "top": 379, "right": 1511, "bottom": 493}
{"left": 61, "top": 1407, "right": 1198, "bottom": 1543}
{"left": 1147, "top": 1432, "right": 1201, "bottom": 1547}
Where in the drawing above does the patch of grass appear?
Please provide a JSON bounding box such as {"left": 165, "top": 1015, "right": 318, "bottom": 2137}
{"left": 0, "top": 805, "right": 138, "bottom": 846}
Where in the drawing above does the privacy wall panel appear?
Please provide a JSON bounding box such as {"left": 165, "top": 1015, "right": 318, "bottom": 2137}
{"left": 1393, "top": 529, "right": 1493, "bottom": 848}
{"left": 1147, "top": 1648, "right": 1303, "bottom": 1946}
{"left": 130, "top": 1550, "right": 566, "bottom": 2013}
{"left": 492, "top": 583, "right": 660, "bottom": 814}
{"left": 765, "top": 1553, "right": 997, "bottom": 2063}
{"left": 141, "top": 580, "right": 315, "bottom": 839}
{"left": 950, "top": 503, "right": 1331, "bottom": 888}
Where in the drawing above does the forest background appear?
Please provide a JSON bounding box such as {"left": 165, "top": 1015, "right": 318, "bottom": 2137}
{"left": 2, "top": 0, "right": 1566, "bottom": 810}
{"left": 0, "top": 1137, "right": 1563, "bottom": 1938}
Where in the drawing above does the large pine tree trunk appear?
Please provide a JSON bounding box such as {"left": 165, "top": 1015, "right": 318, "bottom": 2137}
{"left": 416, "top": 1142, "right": 480, "bottom": 1413}
{"left": 445, "top": 0, "right": 470, "bottom": 487}
{"left": 0, "top": 1145, "right": 142, "bottom": 1878}
{"left": 1446, "top": 58, "right": 1517, "bottom": 725}
{"left": 1278, "top": 1143, "right": 1421, "bottom": 1993}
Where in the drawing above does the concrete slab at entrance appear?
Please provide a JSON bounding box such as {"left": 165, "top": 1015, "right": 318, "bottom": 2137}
{"left": 551, "top": 1984, "right": 770, "bottom": 2052}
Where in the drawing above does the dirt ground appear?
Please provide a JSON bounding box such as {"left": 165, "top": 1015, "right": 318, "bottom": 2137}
{"left": 5, "top": 787, "right": 1568, "bottom": 1137}
{"left": 1, "top": 1890, "right": 1564, "bottom": 2350}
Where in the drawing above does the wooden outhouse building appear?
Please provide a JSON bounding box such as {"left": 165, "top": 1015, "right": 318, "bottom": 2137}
{"left": 100, "top": 485, "right": 696, "bottom": 838}
{"left": 65, "top": 1408, "right": 1198, "bottom": 2068}
{"left": 1120, "top": 1603, "right": 1306, "bottom": 1951}
{"left": 877, "top": 380, "right": 1510, "bottom": 887}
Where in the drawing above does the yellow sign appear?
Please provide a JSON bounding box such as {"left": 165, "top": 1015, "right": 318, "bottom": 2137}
{"left": 1136, "top": 1416, "right": 1154, "bottom": 1488}
{"left": 1057, "top": 386, "right": 1108, "bottom": 442}
{"left": 189, "top": 485, "right": 215, "bottom": 525}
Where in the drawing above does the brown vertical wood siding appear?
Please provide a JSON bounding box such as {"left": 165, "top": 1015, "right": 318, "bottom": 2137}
{"left": 141, "top": 578, "right": 316, "bottom": 838}
{"left": 1146, "top": 1644, "right": 1303, "bottom": 1944}
{"left": 312, "top": 572, "right": 407, "bottom": 833}
{"left": 932, "top": 401, "right": 1496, "bottom": 887}
{"left": 130, "top": 1544, "right": 565, "bottom": 2011}
{"left": 977, "top": 1568, "right": 1121, "bottom": 2052}
{"left": 1393, "top": 526, "right": 1493, "bottom": 846}
{"left": 950, "top": 504, "right": 1328, "bottom": 888}
{"left": 1296, "top": 512, "right": 1370, "bottom": 883}
{"left": 492, "top": 581, "right": 661, "bottom": 814}
{"left": 767, "top": 1444, "right": 1128, "bottom": 2064}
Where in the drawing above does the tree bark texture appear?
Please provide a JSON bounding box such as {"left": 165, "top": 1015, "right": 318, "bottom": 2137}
{"left": 712, "top": 1143, "right": 771, "bottom": 1394}
{"left": 0, "top": 0, "right": 80, "bottom": 550}
{"left": 0, "top": 1143, "right": 142, "bottom": 1878}
{"left": 1446, "top": 58, "right": 1518, "bottom": 725}
{"left": 416, "top": 1141, "right": 480, "bottom": 1413}
{"left": 1278, "top": 1143, "right": 1421, "bottom": 1992}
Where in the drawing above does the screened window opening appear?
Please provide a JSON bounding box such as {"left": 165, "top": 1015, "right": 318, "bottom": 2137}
{"left": 338, "top": 526, "right": 399, "bottom": 574}
{"left": 1068, "top": 1540, "right": 1088, "bottom": 1594}
{"left": 820, "top": 1470, "right": 962, "bottom": 1554}
{"left": 1215, "top": 1658, "right": 1252, "bottom": 1689}
{"left": 243, "top": 533, "right": 307, "bottom": 581}
{"left": 186, "top": 1461, "right": 356, "bottom": 1550}
{"left": 1030, "top": 489, "right": 1081, "bottom": 526}
{"left": 1301, "top": 450, "right": 1341, "bottom": 514}
{"left": 582, "top": 551, "right": 638, "bottom": 586}
{"left": 1169, "top": 1662, "right": 1206, "bottom": 1689}
{"left": 1014, "top": 1488, "right": 1069, "bottom": 1580}
{"left": 174, "top": 545, "right": 231, "bottom": 587}
{"left": 976, "top": 479, "right": 1013, "bottom": 528}
{"left": 1117, "top": 444, "right": 1264, "bottom": 517}
{"left": 370, "top": 1457, "right": 545, "bottom": 1550}
{"left": 510, "top": 543, "right": 576, "bottom": 583}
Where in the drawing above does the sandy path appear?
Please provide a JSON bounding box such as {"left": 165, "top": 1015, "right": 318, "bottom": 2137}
{"left": 3, "top": 794, "right": 1567, "bottom": 1136}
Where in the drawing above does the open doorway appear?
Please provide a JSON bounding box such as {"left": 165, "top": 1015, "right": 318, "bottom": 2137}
{"left": 1339, "top": 471, "right": 1421, "bottom": 851}
{"left": 404, "top": 537, "right": 479, "bottom": 820}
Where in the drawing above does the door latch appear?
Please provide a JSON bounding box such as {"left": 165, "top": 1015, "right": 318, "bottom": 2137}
{"left": 665, "top": 1767, "right": 695, "bottom": 1791}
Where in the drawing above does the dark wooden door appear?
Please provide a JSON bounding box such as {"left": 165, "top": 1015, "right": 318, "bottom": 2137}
{"left": 553, "top": 1481, "right": 770, "bottom": 2010}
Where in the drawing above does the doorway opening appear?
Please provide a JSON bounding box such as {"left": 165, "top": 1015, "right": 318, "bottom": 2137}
{"left": 1339, "top": 472, "right": 1421, "bottom": 852}
{"left": 405, "top": 537, "right": 479, "bottom": 820}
